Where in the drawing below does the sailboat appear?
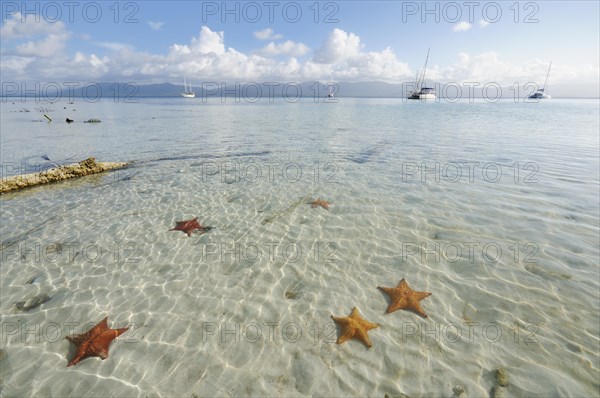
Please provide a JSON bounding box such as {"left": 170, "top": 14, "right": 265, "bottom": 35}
{"left": 528, "top": 61, "right": 552, "bottom": 99}
{"left": 327, "top": 74, "right": 335, "bottom": 98}
{"left": 328, "top": 84, "right": 334, "bottom": 98}
{"left": 408, "top": 48, "right": 436, "bottom": 100}
{"left": 181, "top": 77, "right": 195, "bottom": 98}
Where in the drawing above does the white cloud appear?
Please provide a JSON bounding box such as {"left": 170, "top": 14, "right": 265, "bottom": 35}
{"left": 478, "top": 20, "right": 490, "bottom": 28}
{"left": 0, "top": 26, "right": 411, "bottom": 82}
{"left": 94, "top": 42, "right": 133, "bottom": 52}
{"left": 437, "top": 52, "right": 591, "bottom": 85}
{"left": 148, "top": 21, "right": 164, "bottom": 31}
{"left": 309, "top": 29, "right": 410, "bottom": 81}
{"left": 440, "top": 52, "right": 506, "bottom": 81}
{"left": 0, "top": 12, "right": 66, "bottom": 39}
{"left": 0, "top": 56, "right": 33, "bottom": 73}
{"left": 453, "top": 22, "right": 472, "bottom": 32}
{"left": 257, "top": 40, "right": 310, "bottom": 57}
{"left": 157, "top": 27, "right": 410, "bottom": 82}
{"left": 14, "top": 33, "right": 69, "bottom": 57}
{"left": 331, "top": 47, "right": 411, "bottom": 81}
{"left": 74, "top": 52, "right": 109, "bottom": 70}
{"left": 1, "top": 23, "right": 597, "bottom": 89}
{"left": 254, "top": 28, "right": 282, "bottom": 41}
{"left": 1, "top": 12, "right": 70, "bottom": 58}
{"left": 164, "top": 27, "right": 264, "bottom": 80}
{"left": 189, "top": 26, "right": 226, "bottom": 55}
{"left": 313, "top": 29, "right": 362, "bottom": 64}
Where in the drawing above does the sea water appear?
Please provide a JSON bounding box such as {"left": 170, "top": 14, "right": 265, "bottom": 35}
{"left": 0, "top": 97, "right": 598, "bottom": 397}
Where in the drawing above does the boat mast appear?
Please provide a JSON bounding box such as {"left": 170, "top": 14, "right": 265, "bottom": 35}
{"left": 542, "top": 61, "right": 552, "bottom": 91}
{"left": 329, "top": 73, "right": 334, "bottom": 95}
{"left": 183, "top": 77, "right": 187, "bottom": 92}
{"left": 414, "top": 70, "right": 420, "bottom": 92}
{"left": 419, "top": 48, "right": 430, "bottom": 89}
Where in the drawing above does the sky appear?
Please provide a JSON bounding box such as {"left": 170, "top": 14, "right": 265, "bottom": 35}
{"left": 1, "top": 1, "right": 599, "bottom": 94}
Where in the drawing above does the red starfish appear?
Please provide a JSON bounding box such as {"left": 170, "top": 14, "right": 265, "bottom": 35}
{"left": 169, "top": 217, "right": 212, "bottom": 236}
{"left": 331, "top": 307, "right": 379, "bottom": 348}
{"left": 378, "top": 279, "right": 431, "bottom": 318}
{"left": 66, "top": 316, "right": 128, "bottom": 367}
{"left": 310, "top": 198, "right": 330, "bottom": 210}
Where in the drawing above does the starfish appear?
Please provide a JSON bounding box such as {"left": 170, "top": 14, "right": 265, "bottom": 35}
{"left": 66, "top": 316, "right": 128, "bottom": 367}
{"left": 330, "top": 307, "right": 379, "bottom": 348}
{"left": 309, "top": 198, "right": 330, "bottom": 210}
{"left": 378, "top": 279, "right": 431, "bottom": 318}
{"left": 169, "top": 217, "right": 213, "bottom": 236}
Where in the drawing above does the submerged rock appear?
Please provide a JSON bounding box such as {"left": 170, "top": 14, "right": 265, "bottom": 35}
{"left": 496, "top": 368, "right": 509, "bottom": 387}
{"left": 15, "top": 293, "right": 51, "bottom": 311}
{"left": 0, "top": 157, "right": 129, "bottom": 194}
{"left": 490, "top": 368, "right": 509, "bottom": 398}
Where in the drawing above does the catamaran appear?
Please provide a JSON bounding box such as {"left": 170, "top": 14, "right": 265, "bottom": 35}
{"left": 408, "top": 48, "right": 436, "bottom": 100}
{"left": 528, "top": 61, "right": 552, "bottom": 99}
{"left": 181, "top": 77, "right": 195, "bottom": 98}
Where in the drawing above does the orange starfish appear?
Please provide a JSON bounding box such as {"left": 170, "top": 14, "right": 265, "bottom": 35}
{"left": 66, "top": 316, "right": 128, "bottom": 367}
{"left": 310, "top": 198, "right": 330, "bottom": 210}
{"left": 331, "top": 307, "right": 379, "bottom": 348}
{"left": 169, "top": 217, "right": 213, "bottom": 236}
{"left": 378, "top": 279, "right": 431, "bottom": 318}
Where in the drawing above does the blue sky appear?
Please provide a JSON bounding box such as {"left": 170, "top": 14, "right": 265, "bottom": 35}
{"left": 1, "top": 1, "right": 599, "bottom": 92}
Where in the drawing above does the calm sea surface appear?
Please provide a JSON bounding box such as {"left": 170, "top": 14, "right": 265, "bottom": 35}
{"left": 1, "top": 97, "right": 599, "bottom": 397}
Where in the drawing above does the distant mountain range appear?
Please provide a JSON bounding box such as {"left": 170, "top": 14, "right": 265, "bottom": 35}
{"left": 1, "top": 81, "right": 597, "bottom": 99}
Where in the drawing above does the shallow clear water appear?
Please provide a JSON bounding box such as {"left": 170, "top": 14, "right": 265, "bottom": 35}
{"left": 1, "top": 97, "right": 599, "bottom": 397}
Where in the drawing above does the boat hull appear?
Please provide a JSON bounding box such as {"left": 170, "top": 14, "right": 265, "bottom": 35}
{"left": 528, "top": 92, "right": 551, "bottom": 99}
{"left": 407, "top": 93, "right": 436, "bottom": 100}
